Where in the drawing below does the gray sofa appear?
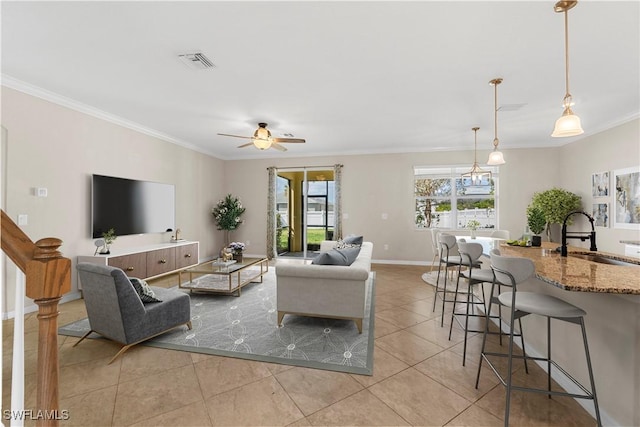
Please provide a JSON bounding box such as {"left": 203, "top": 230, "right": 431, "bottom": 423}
{"left": 275, "top": 240, "right": 373, "bottom": 333}
{"left": 76, "top": 262, "right": 192, "bottom": 363}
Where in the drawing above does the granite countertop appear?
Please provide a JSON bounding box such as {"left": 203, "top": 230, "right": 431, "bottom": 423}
{"left": 499, "top": 242, "right": 640, "bottom": 295}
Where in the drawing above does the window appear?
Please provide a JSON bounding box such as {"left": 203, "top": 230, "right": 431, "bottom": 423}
{"left": 414, "top": 165, "right": 498, "bottom": 230}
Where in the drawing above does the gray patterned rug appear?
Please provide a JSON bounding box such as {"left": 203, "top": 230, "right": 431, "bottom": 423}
{"left": 59, "top": 269, "right": 375, "bottom": 375}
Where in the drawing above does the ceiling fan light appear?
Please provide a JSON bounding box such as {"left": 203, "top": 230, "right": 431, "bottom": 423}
{"left": 487, "top": 149, "right": 505, "bottom": 165}
{"left": 253, "top": 138, "right": 272, "bottom": 150}
{"left": 551, "top": 109, "right": 584, "bottom": 137}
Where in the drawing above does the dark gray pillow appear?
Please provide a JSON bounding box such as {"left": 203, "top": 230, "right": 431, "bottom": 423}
{"left": 130, "top": 278, "right": 162, "bottom": 303}
{"left": 311, "top": 247, "right": 360, "bottom": 266}
{"left": 341, "top": 235, "right": 363, "bottom": 246}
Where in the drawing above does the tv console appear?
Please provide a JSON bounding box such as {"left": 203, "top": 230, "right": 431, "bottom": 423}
{"left": 78, "top": 241, "right": 199, "bottom": 283}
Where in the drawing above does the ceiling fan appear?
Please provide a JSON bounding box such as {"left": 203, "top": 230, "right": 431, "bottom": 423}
{"left": 217, "top": 122, "right": 306, "bottom": 151}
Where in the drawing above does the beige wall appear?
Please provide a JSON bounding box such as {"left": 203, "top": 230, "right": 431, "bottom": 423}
{"left": 1, "top": 87, "right": 226, "bottom": 314}
{"left": 559, "top": 119, "right": 640, "bottom": 250}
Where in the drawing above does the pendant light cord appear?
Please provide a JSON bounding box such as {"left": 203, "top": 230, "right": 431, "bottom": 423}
{"left": 564, "top": 9, "right": 571, "bottom": 98}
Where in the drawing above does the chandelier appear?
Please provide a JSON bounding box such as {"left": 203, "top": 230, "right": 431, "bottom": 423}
{"left": 462, "top": 127, "right": 492, "bottom": 185}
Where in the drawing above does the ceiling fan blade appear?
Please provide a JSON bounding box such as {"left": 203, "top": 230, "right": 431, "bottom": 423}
{"left": 218, "top": 133, "right": 252, "bottom": 140}
{"left": 237, "top": 142, "right": 254, "bottom": 148}
{"left": 272, "top": 137, "right": 306, "bottom": 143}
{"left": 271, "top": 143, "right": 287, "bottom": 152}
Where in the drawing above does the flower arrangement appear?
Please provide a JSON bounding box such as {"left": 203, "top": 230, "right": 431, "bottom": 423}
{"left": 212, "top": 194, "right": 246, "bottom": 231}
{"left": 228, "top": 241, "right": 245, "bottom": 254}
{"left": 467, "top": 219, "right": 481, "bottom": 230}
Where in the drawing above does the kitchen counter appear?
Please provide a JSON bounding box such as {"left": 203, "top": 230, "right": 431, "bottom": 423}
{"left": 498, "top": 242, "right": 640, "bottom": 294}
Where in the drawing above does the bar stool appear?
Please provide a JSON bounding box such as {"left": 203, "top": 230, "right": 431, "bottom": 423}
{"left": 476, "top": 251, "right": 601, "bottom": 427}
{"left": 448, "top": 242, "right": 501, "bottom": 366}
{"left": 432, "top": 234, "right": 480, "bottom": 326}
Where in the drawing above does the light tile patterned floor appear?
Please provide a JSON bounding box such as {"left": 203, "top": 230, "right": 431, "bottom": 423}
{"left": 2, "top": 263, "right": 598, "bottom": 426}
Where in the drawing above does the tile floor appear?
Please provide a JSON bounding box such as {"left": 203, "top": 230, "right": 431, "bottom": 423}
{"left": 2, "top": 263, "right": 598, "bottom": 426}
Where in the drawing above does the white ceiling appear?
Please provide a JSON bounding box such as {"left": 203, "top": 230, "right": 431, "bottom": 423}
{"left": 2, "top": 1, "right": 639, "bottom": 160}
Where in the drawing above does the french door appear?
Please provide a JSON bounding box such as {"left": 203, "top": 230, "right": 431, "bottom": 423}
{"left": 276, "top": 168, "right": 335, "bottom": 259}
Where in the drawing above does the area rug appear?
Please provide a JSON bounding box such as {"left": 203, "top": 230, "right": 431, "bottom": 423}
{"left": 421, "top": 270, "right": 460, "bottom": 290}
{"left": 59, "top": 269, "right": 375, "bottom": 375}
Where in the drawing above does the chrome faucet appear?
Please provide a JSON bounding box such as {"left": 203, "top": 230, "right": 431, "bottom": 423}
{"left": 561, "top": 211, "right": 597, "bottom": 257}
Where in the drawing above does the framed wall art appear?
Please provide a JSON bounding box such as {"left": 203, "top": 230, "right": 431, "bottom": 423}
{"left": 591, "top": 171, "right": 610, "bottom": 197}
{"left": 614, "top": 166, "right": 640, "bottom": 229}
{"left": 592, "top": 203, "right": 609, "bottom": 228}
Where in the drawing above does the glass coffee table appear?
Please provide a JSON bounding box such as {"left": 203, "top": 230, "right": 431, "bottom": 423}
{"left": 179, "top": 257, "right": 269, "bottom": 296}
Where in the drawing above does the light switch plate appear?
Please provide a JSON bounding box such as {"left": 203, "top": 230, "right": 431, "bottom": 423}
{"left": 18, "top": 214, "right": 28, "bottom": 225}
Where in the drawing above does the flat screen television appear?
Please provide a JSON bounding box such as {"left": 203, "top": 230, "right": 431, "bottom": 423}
{"left": 91, "top": 174, "right": 175, "bottom": 238}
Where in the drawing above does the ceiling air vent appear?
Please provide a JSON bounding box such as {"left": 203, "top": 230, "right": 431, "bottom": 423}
{"left": 178, "top": 52, "right": 216, "bottom": 70}
{"left": 498, "top": 103, "right": 526, "bottom": 112}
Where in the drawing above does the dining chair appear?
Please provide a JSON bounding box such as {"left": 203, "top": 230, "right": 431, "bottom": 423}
{"left": 433, "top": 234, "right": 481, "bottom": 327}
{"left": 490, "top": 229, "right": 510, "bottom": 240}
{"left": 448, "top": 241, "right": 500, "bottom": 365}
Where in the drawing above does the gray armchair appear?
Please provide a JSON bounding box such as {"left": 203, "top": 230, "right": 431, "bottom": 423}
{"left": 75, "top": 262, "right": 192, "bottom": 363}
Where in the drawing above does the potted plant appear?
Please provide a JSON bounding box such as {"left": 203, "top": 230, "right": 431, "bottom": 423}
{"left": 211, "top": 194, "right": 246, "bottom": 246}
{"left": 101, "top": 228, "right": 117, "bottom": 254}
{"left": 529, "top": 188, "right": 582, "bottom": 242}
{"left": 467, "top": 219, "right": 480, "bottom": 239}
{"left": 526, "top": 206, "right": 546, "bottom": 247}
{"left": 228, "top": 242, "right": 245, "bottom": 262}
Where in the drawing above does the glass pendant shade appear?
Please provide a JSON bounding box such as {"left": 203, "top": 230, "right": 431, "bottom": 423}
{"left": 487, "top": 148, "right": 506, "bottom": 165}
{"left": 487, "top": 78, "right": 506, "bottom": 165}
{"left": 552, "top": 1, "right": 583, "bottom": 137}
{"left": 552, "top": 106, "right": 584, "bottom": 137}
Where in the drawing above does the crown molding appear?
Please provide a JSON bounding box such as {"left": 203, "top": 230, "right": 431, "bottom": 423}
{"left": 1, "top": 74, "right": 219, "bottom": 158}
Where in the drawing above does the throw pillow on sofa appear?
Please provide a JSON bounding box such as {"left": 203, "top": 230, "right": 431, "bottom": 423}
{"left": 130, "top": 278, "right": 162, "bottom": 303}
{"left": 336, "top": 235, "right": 363, "bottom": 248}
{"left": 312, "top": 247, "right": 361, "bottom": 266}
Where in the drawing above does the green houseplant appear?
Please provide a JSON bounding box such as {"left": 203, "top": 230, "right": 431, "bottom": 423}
{"left": 100, "top": 228, "right": 117, "bottom": 254}
{"left": 529, "top": 187, "right": 582, "bottom": 242}
{"left": 526, "top": 206, "right": 546, "bottom": 246}
{"left": 211, "top": 194, "right": 246, "bottom": 245}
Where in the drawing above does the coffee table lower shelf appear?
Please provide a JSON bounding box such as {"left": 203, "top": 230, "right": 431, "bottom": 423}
{"left": 178, "top": 257, "right": 268, "bottom": 296}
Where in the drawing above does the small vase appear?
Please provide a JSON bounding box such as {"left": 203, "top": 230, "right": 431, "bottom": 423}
{"left": 470, "top": 229, "right": 476, "bottom": 239}
{"left": 233, "top": 252, "right": 243, "bottom": 262}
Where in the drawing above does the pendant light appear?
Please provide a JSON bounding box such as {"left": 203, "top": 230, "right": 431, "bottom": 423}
{"left": 551, "top": 0, "right": 584, "bottom": 137}
{"left": 487, "top": 78, "right": 506, "bottom": 165}
{"left": 462, "top": 127, "right": 492, "bottom": 185}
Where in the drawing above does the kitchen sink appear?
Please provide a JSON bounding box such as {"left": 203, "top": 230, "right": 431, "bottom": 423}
{"left": 569, "top": 253, "right": 640, "bottom": 267}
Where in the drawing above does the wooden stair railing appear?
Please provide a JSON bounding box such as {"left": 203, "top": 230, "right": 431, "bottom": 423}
{"left": 1, "top": 209, "right": 71, "bottom": 427}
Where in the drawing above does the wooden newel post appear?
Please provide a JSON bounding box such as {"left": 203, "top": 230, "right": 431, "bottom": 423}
{"left": 26, "top": 238, "right": 71, "bottom": 427}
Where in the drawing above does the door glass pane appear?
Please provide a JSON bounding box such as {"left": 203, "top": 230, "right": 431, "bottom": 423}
{"left": 276, "top": 175, "right": 290, "bottom": 254}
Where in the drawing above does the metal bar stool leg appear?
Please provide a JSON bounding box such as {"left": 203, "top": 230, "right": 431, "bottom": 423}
{"left": 448, "top": 261, "right": 464, "bottom": 340}
{"left": 547, "top": 316, "right": 552, "bottom": 398}
{"left": 581, "top": 317, "right": 602, "bottom": 427}
{"left": 432, "top": 256, "right": 444, "bottom": 312}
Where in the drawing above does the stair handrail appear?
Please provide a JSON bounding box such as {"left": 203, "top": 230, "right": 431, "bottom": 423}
{"left": 1, "top": 209, "right": 71, "bottom": 426}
